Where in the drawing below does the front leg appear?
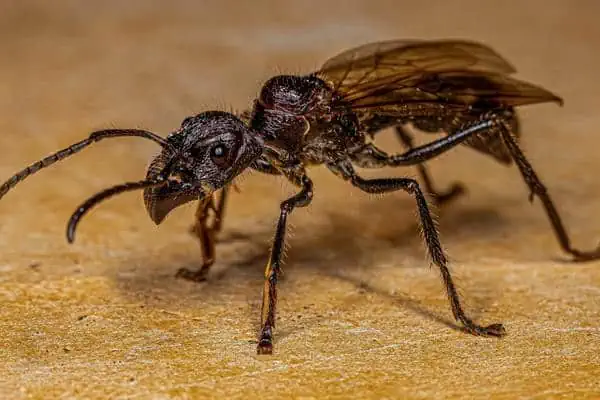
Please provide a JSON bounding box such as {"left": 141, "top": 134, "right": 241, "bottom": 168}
{"left": 176, "top": 187, "right": 229, "bottom": 282}
{"left": 178, "top": 156, "right": 284, "bottom": 283}
{"left": 257, "top": 173, "right": 313, "bottom": 354}
{"left": 329, "top": 160, "right": 505, "bottom": 337}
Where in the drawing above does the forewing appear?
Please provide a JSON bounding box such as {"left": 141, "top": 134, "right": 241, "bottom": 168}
{"left": 315, "top": 39, "right": 560, "bottom": 114}
{"left": 317, "top": 39, "right": 517, "bottom": 93}
{"left": 338, "top": 71, "right": 563, "bottom": 113}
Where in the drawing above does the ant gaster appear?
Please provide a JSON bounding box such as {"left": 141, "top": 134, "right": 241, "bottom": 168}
{"left": 1, "top": 39, "right": 598, "bottom": 356}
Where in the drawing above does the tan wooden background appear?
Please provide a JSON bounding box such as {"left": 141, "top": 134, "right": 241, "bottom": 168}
{"left": 0, "top": 1, "right": 599, "bottom": 398}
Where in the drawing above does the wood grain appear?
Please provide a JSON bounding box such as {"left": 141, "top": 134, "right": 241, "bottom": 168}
{"left": 0, "top": 1, "right": 599, "bottom": 398}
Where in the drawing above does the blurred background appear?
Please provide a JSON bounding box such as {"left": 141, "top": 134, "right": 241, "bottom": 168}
{"left": 0, "top": 1, "right": 599, "bottom": 398}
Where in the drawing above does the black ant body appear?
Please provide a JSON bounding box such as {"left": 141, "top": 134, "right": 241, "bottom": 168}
{"left": 1, "top": 39, "right": 597, "bottom": 355}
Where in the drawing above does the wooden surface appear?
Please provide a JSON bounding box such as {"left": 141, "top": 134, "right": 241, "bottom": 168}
{"left": 1, "top": 1, "right": 599, "bottom": 399}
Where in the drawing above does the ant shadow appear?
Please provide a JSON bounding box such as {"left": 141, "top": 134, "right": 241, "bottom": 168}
{"left": 112, "top": 192, "right": 510, "bottom": 336}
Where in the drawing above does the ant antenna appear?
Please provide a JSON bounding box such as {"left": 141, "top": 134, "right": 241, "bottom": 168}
{"left": 66, "top": 177, "right": 169, "bottom": 243}
{"left": 0, "top": 129, "right": 172, "bottom": 200}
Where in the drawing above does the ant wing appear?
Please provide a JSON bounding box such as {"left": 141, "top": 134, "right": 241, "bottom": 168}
{"left": 315, "top": 39, "right": 561, "bottom": 113}
{"left": 316, "top": 39, "right": 517, "bottom": 94}
{"left": 324, "top": 71, "right": 563, "bottom": 113}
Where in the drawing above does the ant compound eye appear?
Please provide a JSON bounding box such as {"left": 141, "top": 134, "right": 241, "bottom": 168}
{"left": 212, "top": 144, "right": 225, "bottom": 157}
{"left": 210, "top": 143, "right": 230, "bottom": 167}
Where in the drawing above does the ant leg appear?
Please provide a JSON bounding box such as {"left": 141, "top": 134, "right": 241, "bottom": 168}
{"left": 177, "top": 155, "right": 283, "bottom": 284}
{"left": 498, "top": 122, "right": 600, "bottom": 261}
{"left": 257, "top": 173, "right": 313, "bottom": 354}
{"left": 329, "top": 160, "right": 505, "bottom": 337}
{"left": 176, "top": 192, "right": 223, "bottom": 282}
{"left": 352, "top": 118, "right": 496, "bottom": 168}
{"left": 395, "top": 126, "right": 465, "bottom": 205}
{"left": 210, "top": 185, "right": 229, "bottom": 233}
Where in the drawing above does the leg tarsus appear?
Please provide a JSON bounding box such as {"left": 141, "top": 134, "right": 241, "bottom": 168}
{"left": 462, "top": 321, "right": 506, "bottom": 337}
{"left": 175, "top": 265, "right": 211, "bottom": 282}
{"left": 257, "top": 326, "right": 274, "bottom": 355}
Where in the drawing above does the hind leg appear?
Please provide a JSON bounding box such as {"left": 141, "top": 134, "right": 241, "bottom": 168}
{"left": 328, "top": 159, "right": 505, "bottom": 337}
{"left": 395, "top": 126, "right": 465, "bottom": 205}
{"left": 497, "top": 122, "right": 600, "bottom": 261}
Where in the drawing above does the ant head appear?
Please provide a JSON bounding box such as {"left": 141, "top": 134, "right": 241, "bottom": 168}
{"left": 0, "top": 110, "right": 263, "bottom": 242}
{"left": 144, "top": 111, "right": 263, "bottom": 224}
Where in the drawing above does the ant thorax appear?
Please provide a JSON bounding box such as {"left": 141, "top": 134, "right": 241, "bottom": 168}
{"left": 257, "top": 74, "right": 329, "bottom": 115}
{"left": 249, "top": 74, "right": 335, "bottom": 156}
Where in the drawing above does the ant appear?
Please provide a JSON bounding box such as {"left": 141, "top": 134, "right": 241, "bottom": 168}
{"left": 1, "top": 39, "right": 598, "bottom": 355}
